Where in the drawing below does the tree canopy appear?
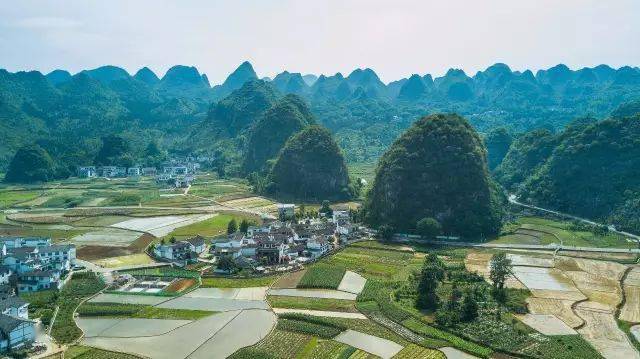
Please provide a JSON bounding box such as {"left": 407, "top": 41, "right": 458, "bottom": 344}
{"left": 365, "top": 113, "right": 504, "bottom": 238}
{"left": 4, "top": 144, "right": 57, "bottom": 183}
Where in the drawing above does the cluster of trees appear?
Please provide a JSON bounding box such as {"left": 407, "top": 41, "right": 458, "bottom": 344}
{"left": 365, "top": 114, "right": 504, "bottom": 240}
{"left": 414, "top": 252, "right": 513, "bottom": 327}
{"left": 226, "top": 218, "right": 254, "bottom": 235}
{"left": 493, "top": 104, "right": 640, "bottom": 232}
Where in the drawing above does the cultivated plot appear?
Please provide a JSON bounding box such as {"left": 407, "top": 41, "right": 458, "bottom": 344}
{"left": 334, "top": 329, "right": 404, "bottom": 359}
{"left": 439, "top": 347, "right": 479, "bottom": 359}
{"left": 89, "top": 293, "right": 170, "bottom": 305}
{"left": 267, "top": 288, "right": 357, "bottom": 301}
{"left": 337, "top": 271, "right": 367, "bottom": 294}
{"left": 82, "top": 309, "right": 276, "bottom": 359}
{"left": 111, "top": 214, "right": 215, "bottom": 237}
{"left": 517, "top": 314, "right": 577, "bottom": 335}
{"left": 71, "top": 228, "right": 141, "bottom": 247}
{"left": 79, "top": 318, "right": 191, "bottom": 337}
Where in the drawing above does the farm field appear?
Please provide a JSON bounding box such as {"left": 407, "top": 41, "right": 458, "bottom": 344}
{"left": 298, "top": 264, "right": 346, "bottom": 289}
{"left": 201, "top": 275, "right": 279, "bottom": 288}
{"left": 491, "top": 216, "right": 637, "bottom": 249}
{"left": 268, "top": 295, "right": 358, "bottom": 313}
{"left": 162, "top": 211, "right": 260, "bottom": 240}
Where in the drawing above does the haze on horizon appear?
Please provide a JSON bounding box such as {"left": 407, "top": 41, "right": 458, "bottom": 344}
{"left": 1, "top": 0, "right": 638, "bottom": 84}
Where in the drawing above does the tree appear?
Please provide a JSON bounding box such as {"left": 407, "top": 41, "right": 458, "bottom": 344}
{"left": 217, "top": 256, "right": 238, "bottom": 273}
{"left": 169, "top": 237, "right": 176, "bottom": 244}
{"left": 416, "top": 253, "right": 445, "bottom": 310}
{"left": 239, "top": 219, "right": 250, "bottom": 234}
{"left": 377, "top": 224, "right": 395, "bottom": 242}
{"left": 460, "top": 290, "right": 479, "bottom": 322}
{"left": 299, "top": 204, "right": 306, "bottom": 218}
{"left": 416, "top": 217, "right": 442, "bottom": 239}
{"left": 227, "top": 219, "right": 238, "bottom": 234}
{"left": 4, "top": 145, "right": 57, "bottom": 183}
{"left": 319, "top": 200, "right": 333, "bottom": 216}
{"left": 489, "top": 252, "right": 512, "bottom": 301}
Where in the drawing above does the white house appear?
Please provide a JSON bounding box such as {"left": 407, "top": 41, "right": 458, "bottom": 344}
{"left": 307, "top": 236, "right": 331, "bottom": 258}
{"left": 185, "top": 236, "right": 206, "bottom": 254}
{"left": 153, "top": 241, "right": 193, "bottom": 262}
{"left": 0, "top": 267, "right": 11, "bottom": 285}
{"left": 0, "top": 297, "right": 29, "bottom": 320}
{"left": 77, "top": 166, "right": 96, "bottom": 178}
{"left": 0, "top": 315, "right": 35, "bottom": 352}
{"left": 0, "top": 237, "right": 51, "bottom": 249}
{"left": 18, "top": 270, "right": 61, "bottom": 293}
{"left": 127, "top": 167, "right": 141, "bottom": 177}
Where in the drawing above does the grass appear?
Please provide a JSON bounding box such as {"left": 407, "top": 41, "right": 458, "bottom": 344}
{"left": 0, "top": 225, "right": 87, "bottom": 241}
{"left": 521, "top": 335, "right": 604, "bottom": 359}
{"left": 402, "top": 318, "right": 493, "bottom": 358}
{"left": 64, "top": 345, "right": 141, "bottom": 359}
{"left": 268, "top": 295, "right": 358, "bottom": 313}
{"left": 298, "top": 264, "right": 346, "bottom": 289}
{"left": 201, "top": 275, "right": 279, "bottom": 288}
{"left": 161, "top": 212, "right": 260, "bottom": 240}
{"left": 77, "top": 302, "right": 214, "bottom": 320}
{"left": 0, "top": 189, "right": 41, "bottom": 208}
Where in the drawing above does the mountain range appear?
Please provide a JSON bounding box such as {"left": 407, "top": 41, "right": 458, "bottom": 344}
{"left": 1, "top": 61, "right": 640, "bottom": 168}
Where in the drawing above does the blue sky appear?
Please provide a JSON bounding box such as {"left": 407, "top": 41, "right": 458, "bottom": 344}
{"left": 0, "top": 0, "right": 638, "bottom": 84}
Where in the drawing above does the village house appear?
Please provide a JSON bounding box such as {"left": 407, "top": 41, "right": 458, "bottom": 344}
{"left": 185, "top": 236, "right": 206, "bottom": 254}
{"left": 0, "top": 297, "right": 29, "bottom": 320}
{"left": 306, "top": 236, "right": 331, "bottom": 258}
{"left": 142, "top": 167, "right": 157, "bottom": 176}
{"left": 18, "top": 269, "right": 62, "bottom": 292}
{"left": 77, "top": 166, "right": 96, "bottom": 178}
{"left": 153, "top": 241, "right": 197, "bottom": 265}
{"left": 0, "top": 314, "right": 35, "bottom": 352}
{"left": 127, "top": 167, "right": 141, "bottom": 177}
{"left": 0, "top": 237, "right": 76, "bottom": 293}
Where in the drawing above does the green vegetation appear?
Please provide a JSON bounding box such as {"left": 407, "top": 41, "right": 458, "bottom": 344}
{"left": 163, "top": 212, "right": 259, "bottom": 240}
{"left": 200, "top": 275, "right": 279, "bottom": 288}
{"left": 51, "top": 271, "right": 106, "bottom": 344}
{"left": 243, "top": 94, "right": 315, "bottom": 173}
{"left": 267, "top": 295, "right": 357, "bottom": 312}
{"left": 265, "top": 126, "right": 353, "bottom": 201}
{"left": 230, "top": 329, "right": 310, "bottom": 359}
{"left": 364, "top": 114, "right": 504, "bottom": 239}
{"left": 492, "top": 216, "right": 635, "bottom": 248}
{"left": 4, "top": 145, "right": 59, "bottom": 183}
{"left": 64, "top": 345, "right": 141, "bottom": 359}
{"left": 297, "top": 264, "right": 346, "bottom": 289}
{"left": 520, "top": 115, "right": 640, "bottom": 233}
{"left": 77, "top": 302, "right": 214, "bottom": 320}
{"left": 483, "top": 127, "right": 512, "bottom": 171}
{"left": 276, "top": 313, "right": 346, "bottom": 338}
{"left": 121, "top": 266, "right": 199, "bottom": 279}
{"left": 0, "top": 190, "right": 40, "bottom": 208}
{"left": 494, "top": 128, "right": 558, "bottom": 190}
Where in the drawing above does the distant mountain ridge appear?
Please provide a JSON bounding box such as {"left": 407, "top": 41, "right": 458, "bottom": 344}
{"left": 2, "top": 61, "right": 640, "bottom": 169}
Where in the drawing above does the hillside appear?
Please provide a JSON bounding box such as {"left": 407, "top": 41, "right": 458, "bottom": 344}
{"left": 243, "top": 94, "right": 315, "bottom": 174}
{"left": 364, "top": 113, "right": 504, "bottom": 238}
{"left": 267, "top": 126, "right": 352, "bottom": 201}
{"left": 520, "top": 115, "right": 640, "bottom": 232}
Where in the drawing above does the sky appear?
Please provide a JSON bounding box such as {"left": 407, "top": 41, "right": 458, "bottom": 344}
{"left": 1, "top": 0, "right": 639, "bottom": 84}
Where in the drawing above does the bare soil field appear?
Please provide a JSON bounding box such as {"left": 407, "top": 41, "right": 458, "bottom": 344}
{"left": 464, "top": 252, "right": 525, "bottom": 289}
{"left": 576, "top": 307, "right": 640, "bottom": 359}
{"left": 271, "top": 269, "right": 307, "bottom": 289}
{"left": 517, "top": 314, "right": 577, "bottom": 335}
{"left": 76, "top": 233, "right": 155, "bottom": 261}
{"left": 620, "top": 267, "right": 640, "bottom": 323}
{"left": 526, "top": 297, "right": 584, "bottom": 328}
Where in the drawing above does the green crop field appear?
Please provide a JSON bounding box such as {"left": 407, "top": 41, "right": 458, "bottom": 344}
{"left": 162, "top": 212, "right": 260, "bottom": 240}
{"left": 297, "top": 264, "right": 346, "bottom": 289}
{"left": 201, "top": 275, "right": 279, "bottom": 288}
{"left": 78, "top": 302, "right": 214, "bottom": 320}
{"left": 65, "top": 345, "right": 141, "bottom": 359}
{"left": 0, "top": 190, "right": 41, "bottom": 208}
{"left": 267, "top": 295, "right": 357, "bottom": 312}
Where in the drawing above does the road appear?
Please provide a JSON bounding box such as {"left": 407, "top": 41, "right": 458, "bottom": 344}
{"left": 508, "top": 194, "right": 640, "bottom": 242}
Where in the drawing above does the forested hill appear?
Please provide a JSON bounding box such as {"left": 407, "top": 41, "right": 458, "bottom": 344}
{"left": 493, "top": 104, "right": 640, "bottom": 232}
{"left": 1, "top": 62, "right": 640, "bottom": 171}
